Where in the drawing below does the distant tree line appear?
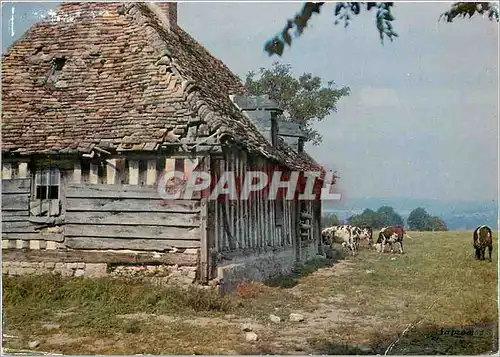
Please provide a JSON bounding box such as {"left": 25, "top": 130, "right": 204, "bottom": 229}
{"left": 322, "top": 206, "right": 448, "bottom": 231}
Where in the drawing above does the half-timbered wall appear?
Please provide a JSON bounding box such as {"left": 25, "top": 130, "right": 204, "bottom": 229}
{"left": 65, "top": 156, "right": 201, "bottom": 251}
{"left": 1, "top": 156, "right": 203, "bottom": 253}
{"left": 1, "top": 161, "right": 65, "bottom": 249}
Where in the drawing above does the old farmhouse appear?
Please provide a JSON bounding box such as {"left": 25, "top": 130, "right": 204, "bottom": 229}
{"left": 1, "top": 2, "right": 330, "bottom": 291}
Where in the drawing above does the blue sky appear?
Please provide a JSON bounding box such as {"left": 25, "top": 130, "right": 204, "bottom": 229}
{"left": 2, "top": 2, "right": 498, "bottom": 203}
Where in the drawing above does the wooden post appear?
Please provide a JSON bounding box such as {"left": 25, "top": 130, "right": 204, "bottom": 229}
{"left": 106, "top": 159, "right": 117, "bottom": 184}
{"left": 295, "top": 172, "right": 303, "bottom": 263}
{"left": 200, "top": 156, "right": 210, "bottom": 283}
{"left": 207, "top": 156, "right": 217, "bottom": 279}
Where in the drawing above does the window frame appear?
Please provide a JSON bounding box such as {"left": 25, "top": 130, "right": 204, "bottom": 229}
{"left": 30, "top": 167, "right": 61, "bottom": 217}
{"left": 33, "top": 168, "right": 61, "bottom": 200}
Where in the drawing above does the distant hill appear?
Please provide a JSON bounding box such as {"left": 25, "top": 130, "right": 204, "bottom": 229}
{"left": 322, "top": 197, "right": 498, "bottom": 231}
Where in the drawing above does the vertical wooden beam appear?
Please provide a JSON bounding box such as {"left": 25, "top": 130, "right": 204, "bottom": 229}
{"left": 200, "top": 156, "right": 211, "bottom": 282}
{"left": 270, "top": 188, "right": 276, "bottom": 247}
{"left": 223, "top": 157, "right": 230, "bottom": 250}
{"left": 18, "top": 162, "right": 29, "bottom": 179}
{"left": 250, "top": 159, "right": 257, "bottom": 249}
{"left": 89, "top": 163, "right": 99, "bottom": 184}
{"left": 241, "top": 152, "right": 249, "bottom": 250}
{"left": 146, "top": 159, "right": 157, "bottom": 186}
{"left": 2, "top": 163, "right": 12, "bottom": 179}
{"left": 106, "top": 159, "right": 117, "bottom": 185}
{"left": 232, "top": 153, "right": 239, "bottom": 249}
{"left": 128, "top": 160, "right": 139, "bottom": 185}
{"left": 228, "top": 155, "right": 236, "bottom": 250}
{"left": 295, "top": 192, "right": 302, "bottom": 263}
{"left": 210, "top": 157, "right": 219, "bottom": 277}
{"left": 73, "top": 161, "right": 82, "bottom": 183}
{"left": 258, "top": 158, "right": 264, "bottom": 248}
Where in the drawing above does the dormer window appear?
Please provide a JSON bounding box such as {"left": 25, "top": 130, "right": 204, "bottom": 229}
{"left": 47, "top": 56, "right": 66, "bottom": 84}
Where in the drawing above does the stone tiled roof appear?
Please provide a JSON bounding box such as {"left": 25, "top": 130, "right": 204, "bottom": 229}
{"left": 1, "top": 2, "right": 321, "bottom": 171}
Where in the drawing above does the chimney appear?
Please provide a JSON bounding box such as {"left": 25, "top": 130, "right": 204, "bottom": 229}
{"left": 298, "top": 137, "right": 304, "bottom": 153}
{"left": 154, "top": 2, "right": 178, "bottom": 31}
{"left": 231, "top": 95, "right": 283, "bottom": 147}
{"left": 270, "top": 111, "right": 279, "bottom": 147}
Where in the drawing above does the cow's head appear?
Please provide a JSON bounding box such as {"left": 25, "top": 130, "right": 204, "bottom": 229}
{"left": 321, "top": 227, "right": 336, "bottom": 245}
{"left": 359, "top": 227, "right": 373, "bottom": 245}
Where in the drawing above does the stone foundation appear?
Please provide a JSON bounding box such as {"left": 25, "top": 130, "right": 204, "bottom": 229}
{"left": 2, "top": 261, "right": 107, "bottom": 278}
{"left": 2, "top": 261, "right": 198, "bottom": 286}
{"left": 109, "top": 264, "right": 197, "bottom": 285}
{"left": 216, "top": 240, "right": 321, "bottom": 294}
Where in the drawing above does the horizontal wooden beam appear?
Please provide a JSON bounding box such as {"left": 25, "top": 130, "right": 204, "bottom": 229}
{"left": 65, "top": 237, "right": 200, "bottom": 250}
{"left": 64, "top": 224, "right": 200, "bottom": 240}
{"left": 1, "top": 221, "right": 38, "bottom": 233}
{"left": 1, "top": 178, "right": 31, "bottom": 194}
{"left": 65, "top": 198, "right": 200, "bottom": 213}
{"left": 2, "top": 194, "right": 29, "bottom": 211}
{"left": 64, "top": 211, "right": 200, "bottom": 228}
{"left": 1, "top": 233, "right": 64, "bottom": 242}
{"left": 1, "top": 249, "right": 198, "bottom": 266}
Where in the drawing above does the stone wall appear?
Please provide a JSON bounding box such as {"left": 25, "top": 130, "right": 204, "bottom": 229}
{"left": 300, "top": 240, "right": 320, "bottom": 262}
{"left": 215, "top": 241, "right": 322, "bottom": 294}
{"left": 2, "top": 261, "right": 107, "bottom": 278}
{"left": 2, "top": 260, "right": 198, "bottom": 285}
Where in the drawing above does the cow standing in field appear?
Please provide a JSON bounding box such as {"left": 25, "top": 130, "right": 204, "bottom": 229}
{"left": 360, "top": 227, "right": 373, "bottom": 247}
{"left": 473, "top": 225, "right": 493, "bottom": 261}
{"left": 375, "top": 225, "right": 410, "bottom": 254}
{"left": 321, "top": 225, "right": 361, "bottom": 256}
{"left": 350, "top": 226, "right": 372, "bottom": 250}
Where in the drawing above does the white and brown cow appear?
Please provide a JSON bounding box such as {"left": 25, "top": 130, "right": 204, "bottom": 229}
{"left": 375, "top": 225, "right": 410, "bottom": 254}
{"left": 321, "top": 225, "right": 360, "bottom": 256}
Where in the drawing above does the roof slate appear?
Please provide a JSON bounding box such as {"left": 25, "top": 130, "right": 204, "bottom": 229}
{"left": 1, "top": 2, "right": 322, "bottom": 172}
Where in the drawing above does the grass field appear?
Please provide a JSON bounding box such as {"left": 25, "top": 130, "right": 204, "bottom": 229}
{"left": 2, "top": 231, "right": 498, "bottom": 355}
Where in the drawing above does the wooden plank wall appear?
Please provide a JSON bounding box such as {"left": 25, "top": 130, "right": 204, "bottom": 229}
{"left": 1, "top": 162, "right": 65, "bottom": 249}
{"left": 212, "top": 150, "right": 296, "bottom": 253}
{"left": 65, "top": 157, "right": 202, "bottom": 251}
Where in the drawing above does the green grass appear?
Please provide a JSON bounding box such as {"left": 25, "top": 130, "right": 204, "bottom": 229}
{"left": 300, "top": 231, "right": 498, "bottom": 354}
{"left": 2, "top": 231, "right": 498, "bottom": 354}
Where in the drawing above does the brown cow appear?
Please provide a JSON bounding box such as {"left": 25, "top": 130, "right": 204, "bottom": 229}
{"left": 375, "top": 225, "right": 411, "bottom": 254}
{"left": 473, "top": 225, "right": 493, "bottom": 261}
